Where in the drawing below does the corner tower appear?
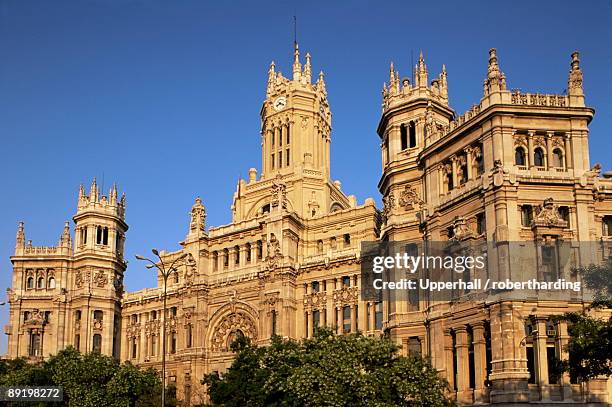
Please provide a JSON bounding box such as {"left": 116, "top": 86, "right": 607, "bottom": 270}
{"left": 71, "top": 179, "right": 128, "bottom": 358}
{"left": 377, "top": 52, "right": 454, "bottom": 240}
{"left": 261, "top": 43, "right": 331, "bottom": 179}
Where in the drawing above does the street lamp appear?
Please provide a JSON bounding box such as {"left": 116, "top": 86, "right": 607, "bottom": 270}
{"left": 135, "top": 249, "right": 188, "bottom": 407}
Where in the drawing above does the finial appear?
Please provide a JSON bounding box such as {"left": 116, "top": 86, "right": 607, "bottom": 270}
{"left": 317, "top": 70, "right": 326, "bottom": 93}
{"left": 442, "top": 64, "right": 446, "bottom": 74}
{"left": 484, "top": 48, "right": 506, "bottom": 93}
{"left": 571, "top": 51, "right": 580, "bottom": 70}
{"left": 60, "top": 220, "right": 71, "bottom": 247}
{"left": 16, "top": 221, "right": 25, "bottom": 248}
{"left": 90, "top": 177, "right": 99, "bottom": 202}
{"left": 304, "top": 52, "right": 312, "bottom": 84}
{"left": 568, "top": 51, "right": 584, "bottom": 98}
{"left": 292, "top": 42, "right": 301, "bottom": 80}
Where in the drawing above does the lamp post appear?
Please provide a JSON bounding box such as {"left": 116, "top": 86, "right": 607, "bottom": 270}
{"left": 136, "top": 249, "right": 187, "bottom": 407}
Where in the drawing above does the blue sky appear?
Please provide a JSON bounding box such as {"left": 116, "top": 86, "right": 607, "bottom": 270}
{"left": 1, "top": 0, "right": 611, "bottom": 352}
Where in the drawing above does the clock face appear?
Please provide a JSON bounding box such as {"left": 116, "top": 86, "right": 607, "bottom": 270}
{"left": 273, "top": 97, "right": 287, "bottom": 111}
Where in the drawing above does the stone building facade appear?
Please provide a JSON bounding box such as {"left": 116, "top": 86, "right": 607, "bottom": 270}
{"left": 5, "top": 46, "right": 612, "bottom": 406}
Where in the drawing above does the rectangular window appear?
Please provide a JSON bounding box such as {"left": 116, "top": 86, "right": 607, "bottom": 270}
{"left": 343, "top": 306, "right": 351, "bottom": 333}
{"left": 278, "top": 153, "right": 282, "bottom": 167}
{"left": 271, "top": 154, "right": 275, "bottom": 169}
{"left": 313, "top": 310, "right": 320, "bottom": 331}
{"left": 476, "top": 213, "right": 486, "bottom": 235}
{"left": 171, "top": 332, "right": 177, "bottom": 354}
{"left": 342, "top": 276, "right": 351, "bottom": 288}
{"left": 521, "top": 205, "right": 533, "bottom": 227}
{"left": 286, "top": 149, "right": 290, "bottom": 166}
{"left": 400, "top": 124, "right": 408, "bottom": 150}
{"left": 186, "top": 325, "right": 192, "bottom": 348}
{"left": 311, "top": 281, "right": 320, "bottom": 293}
{"left": 375, "top": 302, "right": 383, "bottom": 330}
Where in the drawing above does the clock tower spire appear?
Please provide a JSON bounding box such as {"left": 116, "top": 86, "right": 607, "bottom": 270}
{"left": 260, "top": 45, "right": 331, "bottom": 180}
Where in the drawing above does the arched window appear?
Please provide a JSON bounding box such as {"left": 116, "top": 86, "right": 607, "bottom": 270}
{"left": 223, "top": 248, "right": 229, "bottom": 268}
{"left": 96, "top": 226, "right": 103, "bottom": 244}
{"left": 234, "top": 245, "right": 240, "bottom": 265}
{"left": 212, "top": 251, "right": 218, "bottom": 271}
{"left": 552, "top": 148, "right": 564, "bottom": 168}
{"left": 521, "top": 205, "right": 533, "bottom": 227}
{"left": 37, "top": 277, "right": 45, "bottom": 289}
{"left": 227, "top": 329, "right": 245, "bottom": 350}
{"left": 27, "top": 277, "right": 34, "bottom": 289}
{"left": 515, "top": 147, "right": 526, "bottom": 166}
{"left": 173, "top": 271, "right": 179, "bottom": 284}
{"left": 102, "top": 227, "right": 109, "bottom": 245}
{"left": 29, "top": 331, "right": 41, "bottom": 356}
{"left": 246, "top": 243, "right": 252, "bottom": 262}
{"left": 460, "top": 164, "right": 468, "bottom": 185}
{"left": 603, "top": 216, "right": 612, "bottom": 237}
{"left": 48, "top": 277, "right": 56, "bottom": 289}
{"left": 409, "top": 121, "right": 416, "bottom": 148}
{"left": 256, "top": 240, "right": 263, "bottom": 260}
{"left": 170, "top": 332, "right": 177, "bottom": 354}
{"left": 92, "top": 334, "right": 102, "bottom": 353}
{"left": 186, "top": 324, "right": 193, "bottom": 348}
{"left": 400, "top": 124, "right": 408, "bottom": 150}
{"left": 534, "top": 147, "right": 545, "bottom": 167}
{"left": 446, "top": 171, "right": 454, "bottom": 191}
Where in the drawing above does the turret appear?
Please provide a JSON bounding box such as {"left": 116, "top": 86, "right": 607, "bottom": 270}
{"left": 73, "top": 178, "right": 128, "bottom": 261}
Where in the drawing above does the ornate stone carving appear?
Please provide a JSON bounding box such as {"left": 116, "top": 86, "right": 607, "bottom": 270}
{"left": 93, "top": 270, "right": 108, "bottom": 288}
{"left": 184, "top": 253, "right": 197, "bottom": 285}
{"left": 24, "top": 310, "right": 45, "bottom": 327}
{"left": 190, "top": 197, "right": 206, "bottom": 232}
{"left": 75, "top": 270, "right": 90, "bottom": 288}
{"left": 93, "top": 318, "right": 103, "bottom": 331}
{"left": 333, "top": 287, "right": 358, "bottom": 306}
{"left": 210, "top": 312, "right": 257, "bottom": 352}
{"left": 271, "top": 174, "right": 287, "bottom": 210}
{"left": 532, "top": 197, "right": 568, "bottom": 228}
{"left": 398, "top": 185, "right": 424, "bottom": 211}
{"left": 450, "top": 216, "right": 475, "bottom": 241}
{"left": 265, "top": 233, "right": 282, "bottom": 269}
{"left": 381, "top": 192, "right": 395, "bottom": 223}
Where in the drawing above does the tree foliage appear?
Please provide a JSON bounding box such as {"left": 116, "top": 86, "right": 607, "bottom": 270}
{"left": 553, "top": 259, "right": 612, "bottom": 382}
{"left": 203, "top": 328, "right": 453, "bottom": 407}
{"left": 0, "top": 347, "right": 168, "bottom": 407}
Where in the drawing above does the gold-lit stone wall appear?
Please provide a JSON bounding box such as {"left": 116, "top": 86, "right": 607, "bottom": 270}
{"left": 6, "top": 47, "right": 612, "bottom": 406}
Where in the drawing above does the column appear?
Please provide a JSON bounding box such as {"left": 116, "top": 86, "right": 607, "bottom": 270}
{"left": 535, "top": 317, "right": 550, "bottom": 401}
{"left": 337, "top": 307, "right": 342, "bottom": 334}
{"left": 528, "top": 131, "right": 535, "bottom": 169}
{"left": 350, "top": 304, "right": 357, "bottom": 333}
{"left": 368, "top": 302, "right": 375, "bottom": 332}
{"left": 546, "top": 132, "right": 554, "bottom": 169}
{"left": 557, "top": 321, "right": 573, "bottom": 401}
{"left": 472, "top": 322, "right": 488, "bottom": 404}
{"left": 451, "top": 155, "right": 458, "bottom": 189}
{"left": 564, "top": 135, "right": 572, "bottom": 169}
{"left": 444, "top": 329, "right": 455, "bottom": 392}
{"left": 455, "top": 326, "right": 471, "bottom": 404}
{"left": 307, "top": 311, "right": 313, "bottom": 338}
{"left": 465, "top": 147, "right": 473, "bottom": 180}
{"left": 438, "top": 165, "right": 445, "bottom": 196}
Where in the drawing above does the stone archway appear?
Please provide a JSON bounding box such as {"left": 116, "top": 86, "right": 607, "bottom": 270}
{"left": 210, "top": 312, "right": 257, "bottom": 352}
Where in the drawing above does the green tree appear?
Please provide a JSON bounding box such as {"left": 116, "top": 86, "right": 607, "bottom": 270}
{"left": 203, "top": 328, "right": 453, "bottom": 407}
{"left": 553, "top": 259, "right": 612, "bottom": 382}
{"left": 0, "top": 347, "right": 167, "bottom": 407}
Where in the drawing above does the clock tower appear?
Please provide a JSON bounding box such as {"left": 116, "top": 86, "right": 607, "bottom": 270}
{"left": 229, "top": 44, "right": 354, "bottom": 222}
{"left": 260, "top": 43, "right": 331, "bottom": 180}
